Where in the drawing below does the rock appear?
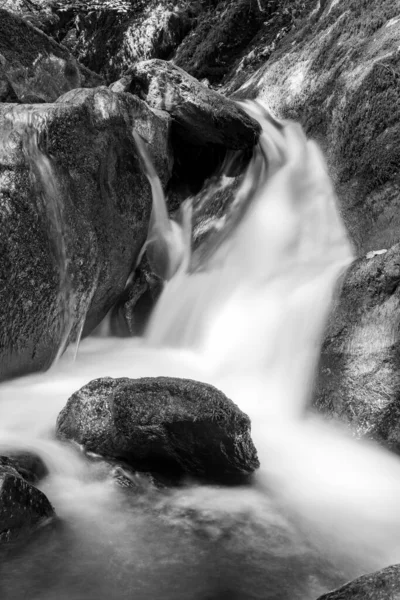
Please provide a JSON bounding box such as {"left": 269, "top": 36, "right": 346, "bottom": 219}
{"left": 0, "top": 0, "right": 59, "bottom": 33}
{"left": 56, "top": 377, "right": 260, "bottom": 481}
{"left": 313, "top": 244, "right": 400, "bottom": 444}
{"left": 108, "top": 256, "right": 163, "bottom": 337}
{"left": 52, "top": 0, "right": 193, "bottom": 83}
{"left": 120, "top": 58, "right": 259, "bottom": 198}
{"left": 0, "top": 453, "right": 48, "bottom": 484}
{"left": 317, "top": 564, "right": 400, "bottom": 599}
{"left": 226, "top": 0, "right": 400, "bottom": 255}
{"left": 126, "top": 59, "right": 260, "bottom": 150}
{"left": 0, "top": 463, "right": 54, "bottom": 543}
{"left": 0, "top": 8, "right": 102, "bottom": 103}
{"left": 173, "top": 0, "right": 266, "bottom": 84}
{"left": 0, "top": 87, "right": 172, "bottom": 380}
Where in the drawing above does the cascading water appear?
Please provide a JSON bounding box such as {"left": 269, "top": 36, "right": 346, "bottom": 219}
{"left": 1, "top": 102, "right": 400, "bottom": 599}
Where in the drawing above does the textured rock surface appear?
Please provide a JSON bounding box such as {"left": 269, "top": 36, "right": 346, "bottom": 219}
{"left": 55, "top": 0, "right": 193, "bottom": 83}
{"left": 0, "top": 463, "right": 54, "bottom": 543}
{"left": 317, "top": 564, "right": 400, "bottom": 600}
{"left": 0, "top": 453, "right": 48, "bottom": 484}
{"left": 0, "top": 8, "right": 102, "bottom": 103}
{"left": 0, "top": 87, "right": 171, "bottom": 380}
{"left": 56, "top": 376, "right": 260, "bottom": 480}
{"left": 226, "top": 0, "right": 400, "bottom": 255}
{"left": 314, "top": 245, "right": 400, "bottom": 444}
{"left": 127, "top": 59, "right": 260, "bottom": 150}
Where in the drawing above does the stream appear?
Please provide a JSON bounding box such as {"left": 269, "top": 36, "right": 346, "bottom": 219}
{"left": 1, "top": 102, "right": 400, "bottom": 600}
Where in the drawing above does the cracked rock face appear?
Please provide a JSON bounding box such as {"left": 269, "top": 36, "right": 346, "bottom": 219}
{"left": 56, "top": 376, "right": 260, "bottom": 481}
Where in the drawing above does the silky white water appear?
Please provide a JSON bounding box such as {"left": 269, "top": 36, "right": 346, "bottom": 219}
{"left": 1, "top": 102, "right": 400, "bottom": 599}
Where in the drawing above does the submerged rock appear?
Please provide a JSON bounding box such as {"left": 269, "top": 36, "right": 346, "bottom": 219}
{"left": 0, "top": 8, "right": 102, "bottom": 103}
{"left": 56, "top": 377, "right": 260, "bottom": 481}
{"left": 317, "top": 564, "right": 400, "bottom": 599}
{"left": 0, "top": 463, "right": 54, "bottom": 543}
{"left": 0, "top": 87, "right": 171, "bottom": 380}
{"left": 314, "top": 244, "right": 400, "bottom": 445}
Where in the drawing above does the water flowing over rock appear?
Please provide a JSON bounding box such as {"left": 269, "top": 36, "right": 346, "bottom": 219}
{"left": 116, "top": 58, "right": 260, "bottom": 198}
{"left": 0, "top": 462, "right": 54, "bottom": 543}
{"left": 56, "top": 376, "right": 260, "bottom": 481}
{"left": 317, "top": 564, "right": 400, "bottom": 599}
{"left": 314, "top": 244, "right": 400, "bottom": 446}
{"left": 0, "top": 87, "right": 171, "bottom": 380}
{"left": 0, "top": 8, "right": 102, "bottom": 103}
{"left": 226, "top": 0, "right": 400, "bottom": 255}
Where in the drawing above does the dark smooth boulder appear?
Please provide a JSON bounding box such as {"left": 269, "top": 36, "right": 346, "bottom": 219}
{"left": 0, "top": 8, "right": 102, "bottom": 103}
{"left": 0, "top": 463, "right": 54, "bottom": 543}
{"left": 317, "top": 564, "right": 400, "bottom": 599}
{"left": 314, "top": 244, "right": 400, "bottom": 447}
{"left": 56, "top": 376, "right": 260, "bottom": 481}
{"left": 0, "top": 87, "right": 171, "bottom": 380}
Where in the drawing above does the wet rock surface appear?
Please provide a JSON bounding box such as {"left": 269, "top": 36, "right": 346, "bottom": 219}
{"left": 317, "top": 564, "right": 400, "bottom": 599}
{"left": 0, "top": 87, "right": 171, "bottom": 380}
{"left": 227, "top": 0, "right": 400, "bottom": 255}
{"left": 0, "top": 8, "right": 102, "bottom": 103}
{"left": 0, "top": 453, "right": 48, "bottom": 484}
{"left": 56, "top": 376, "right": 260, "bottom": 481}
{"left": 314, "top": 244, "right": 400, "bottom": 446}
{"left": 0, "top": 462, "right": 54, "bottom": 543}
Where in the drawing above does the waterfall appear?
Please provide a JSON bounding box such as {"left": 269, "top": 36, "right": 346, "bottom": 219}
{"left": 1, "top": 101, "right": 400, "bottom": 599}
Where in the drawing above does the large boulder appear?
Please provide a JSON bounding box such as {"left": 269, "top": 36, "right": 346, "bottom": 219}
{"left": 116, "top": 59, "right": 259, "bottom": 197}
{"left": 226, "top": 0, "right": 400, "bottom": 255}
{"left": 0, "top": 87, "right": 172, "bottom": 380}
{"left": 313, "top": 244, "right": 400, "bottom": 444}
{"left": 56, "top": 376, "right": 260, "bottom": 481}
{"left": 0, "top": 462, "right": 54, "bottom": 543}
{"left": 317, "top": 564, "right": 400, "bottom": 600}
{"left": 0, "top": 8, "right": 102, "bottom": 103}
{"left": 126, "top": 59, "right": 260, "bottom": 150}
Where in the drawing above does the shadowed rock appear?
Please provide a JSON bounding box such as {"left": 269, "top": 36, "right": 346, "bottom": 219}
{"left": 56, "top": 376, "right": 260, "bottom": 481}
{"left": 317, "top": 564, "right": 400, "bottom": 599}
{"left": 124, "top": 59, "right": 260, "bottom": 150}
{"left": 0, "top": 463, "right": 54, "bottom": 543}
{"left": 0, "top": 87, "right": 171, "bottom": 380}
{"left": 0, "top": 8, "right": 102, "bottom": 103}
{"left": 0, "top": 453, "right": 48, "bottom": 484}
